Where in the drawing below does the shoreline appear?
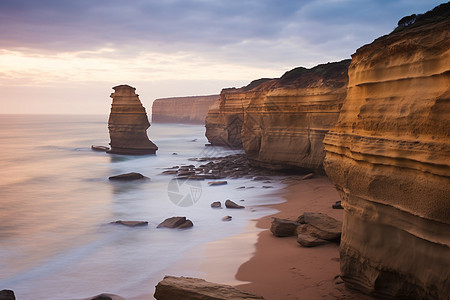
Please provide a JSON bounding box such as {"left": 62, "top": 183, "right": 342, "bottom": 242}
{"left": 234, "top": 175, "right": 373, "bottom": 300}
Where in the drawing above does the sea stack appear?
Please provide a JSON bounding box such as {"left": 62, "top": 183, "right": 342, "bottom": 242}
{"left": 107, "top": 84, "right": 158, "bottom": 155}
{"left": 323, "top": 5, "right": 450, "bottom": 299}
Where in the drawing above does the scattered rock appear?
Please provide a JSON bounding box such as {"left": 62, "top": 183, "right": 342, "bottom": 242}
{"left": 0, "top": 290, "right": 15, "bottom": 300}
{"left": 207, "top": 181, "right": 227, "bottom": 186}
{"left": 211, "top": 201, "right": 222, "bottom": 208}
{"left": 296, "top": 212, "right": 342, "bottom": 241}
{"left": 270, "top": 218, "right": 301, "bottom": 237}
{"left": 297, "top": 233, "right": 329, "bottom": 247}
{"left": 91, "top": 145, "right": 110, "bottom": 152}
{"left": 253, "top": 176, "right": 270, "bottom": 181}
{"left": 302, "top": 173, "right": 314, "bottom": 180}
{"left": 108, "top": 172, "right": 146, "bottom": 181}
{"left": 222, "top": 216, "right": 232, "bottom": 221}
{"left": 225, "top": 199, "right": 245, "bottom": 209}
{"left": 157, "top": 217, "right": 193, "bottom": 229}
{"left": 332, "top": 200, "right": 343, "bottom": 209}
{"left": 162, "top": 170, "right": 178, "bottom": 175}
{"left": 154, "top": 276, "right": 264, "bottom": 300}
{"left": 110, "top": 220, "right": 148, "bottom": 227}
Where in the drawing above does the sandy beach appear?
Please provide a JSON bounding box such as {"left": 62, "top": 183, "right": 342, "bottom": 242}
{"left": 234, "top": 175, "right": 373, "bottom": 300}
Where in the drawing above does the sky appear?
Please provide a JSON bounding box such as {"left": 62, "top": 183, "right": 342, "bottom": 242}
{"left": 0, "top": 0, "right": 444, "bottom": 114}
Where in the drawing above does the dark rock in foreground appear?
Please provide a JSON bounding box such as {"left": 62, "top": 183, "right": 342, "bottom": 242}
{"left": 157, "top": 217, "right": 193, "bottom": 229}
{"left": 154, "top": 276, "right": 264, "bottom": 300}
{"left": 225, "top": 200, "right": 245, "bottom": 209}
{"left": 0, "top": 290, "right": 15, "bottom": 300}
{"left": 110, "top": 220, "right": 148, "bottom": 227}
{"left": 270, "top": 218, "right": 301, "bottom": 237}
{"left": 108, "top": 172, "right": 146, "bottom": 181}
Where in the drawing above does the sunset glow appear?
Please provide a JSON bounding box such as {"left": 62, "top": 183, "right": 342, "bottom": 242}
{"left": 0, "top": 0, "right": 442, "bottom": 114}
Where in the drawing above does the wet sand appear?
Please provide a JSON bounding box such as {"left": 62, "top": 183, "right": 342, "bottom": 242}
{"left": 234, "top": 175, "right": 373, "bottom": 300}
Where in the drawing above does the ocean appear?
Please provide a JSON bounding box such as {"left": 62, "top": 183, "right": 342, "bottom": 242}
{"left": 0, "top": 115, "right": 284, "bottom": 299}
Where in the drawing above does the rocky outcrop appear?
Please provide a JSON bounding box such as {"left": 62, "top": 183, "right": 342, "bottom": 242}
{"left": 152, "top": 95, "right": 219, "bottom": 124}
{"left": 107, "top": 84, "right": 158, "bottom": 155}
{"left": 205, "top": 79, "right": 272, "bottom": 147}
{"left": 205, "top": 61, "right": 350, "bottom": 171}
{"left": 323, "top": 4, "right": 450, "bottom": 299}
{"left": 154, "top": 276, "right": 264, "bottom": 300}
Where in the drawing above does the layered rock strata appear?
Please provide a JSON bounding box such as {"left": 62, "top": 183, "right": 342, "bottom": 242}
{"left": 323, "top": 5, "right": 450, "bottom": 299}
{"left": 152, "top": 95, "right": 219, "bottom": 124}
{"left": 205, "top": 61, "right": 350, "bottom": 171}
{"left": 205, "top": 79, "right": 272, "bottom": 148}
{"left": 107, "top": 85, "right": 158, "bottom": 155}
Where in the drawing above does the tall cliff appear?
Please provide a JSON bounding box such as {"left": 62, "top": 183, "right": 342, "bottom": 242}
{"left": 152, "top": 95, "right": 219, "bottom": 125}
{"left": 323, "top": 4, "right": 450, "bottom": 299}
{"left": 108, "top": 84, "right": 158, "bottom": 155}
{"left": 205, "top": 61, "right": 350, "bottom": 170}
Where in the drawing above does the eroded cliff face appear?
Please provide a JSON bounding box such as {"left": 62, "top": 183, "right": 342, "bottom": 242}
{"left": 108, "top": 85, "right": 158, "bottom": 155}
{"left": 152, "top": 95, "right": 219, "bottom": 125}
{"left": 205, "top": 79, "right": 273, "bottom": 148}
{"left": 205, "top": 61, "right": 350, "bottom": 170}
{"left": 323, "top": 7, "right": 450, "bottom": 299}
{"left": 243, "top": 61, "right": 350, "bottom": 170}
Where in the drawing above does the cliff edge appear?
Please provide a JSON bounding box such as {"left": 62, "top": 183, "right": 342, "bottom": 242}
{"left": 323, "top": 4, "right": 450, "bottom": 299}
{"left": 152, "top": 95, "right": 219, "bottom": 125}
{"left": 205, "top": 60, "right": 350, "bottom": 171}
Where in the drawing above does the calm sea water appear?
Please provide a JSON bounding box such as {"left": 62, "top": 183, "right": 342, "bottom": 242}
{"left": 0, "top": 115, "right": 284, "bottom": 299}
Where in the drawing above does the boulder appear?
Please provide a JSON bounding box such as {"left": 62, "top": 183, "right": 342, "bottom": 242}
{"left": 211, "top": 201, "right": 222, "bottom": 208}
{"left": 297, "top": 233, "right": 329, "bottom": 247}
{"left": 0, "top": 290, "right": 15, "bottom": 300}
{"left": 108, "top": 172, "right": 146, "bottom": 181}
{"left": 296, "top": 223, "right": 337, "bottom": 243}
{"left": 270, "top": 218, "right": 301, "bottom": 237}
{"left": 110, "top": 220, "right": 148, "bottom": 227}
{"left": 296, "top": 212, "right": 342, "bottom": 241}
{"left": 154, "top": 276, "right": 264, "bottom": 300}
{"left": 157, "top": 217, "right": 193, "bottom": 229}
{"left": 222, "top": 216, "right": 232, "bottom": 221}
{"left": 225, "top": 200, "right": 245, "bottom": 209}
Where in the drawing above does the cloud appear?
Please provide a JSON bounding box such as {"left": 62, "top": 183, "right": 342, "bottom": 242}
{"left": 0, "top": 0, "right": 445, "bottom": 113}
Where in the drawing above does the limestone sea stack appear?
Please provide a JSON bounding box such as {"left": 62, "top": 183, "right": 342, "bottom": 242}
{"left": 152, "top": 95, "right": 219, "bottom": 124}
{"left": 107, "top": 84, "right": 158, "bottom": 155}
{"left": 323, "top": 4, "right": 450, "bottom": 299}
